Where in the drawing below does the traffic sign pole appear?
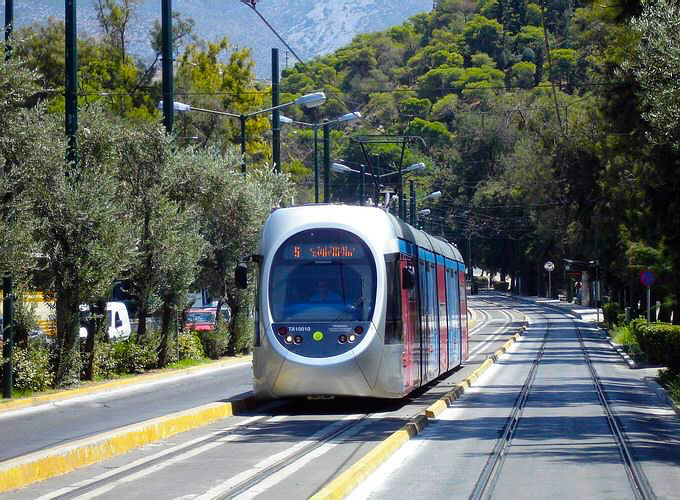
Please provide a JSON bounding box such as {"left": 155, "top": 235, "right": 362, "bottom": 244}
{"left": 544, "top": 261, "right": 555, "bottom": 299}
{"left": 640, "top": 270, "right": 657, "bottom": 322}
{"left": 647, "top": 287, "right": 651, "bottom": 322}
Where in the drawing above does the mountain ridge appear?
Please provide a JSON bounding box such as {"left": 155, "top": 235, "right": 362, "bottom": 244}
{"left": 6, "top": 0, "right": 433, "bottom": 77}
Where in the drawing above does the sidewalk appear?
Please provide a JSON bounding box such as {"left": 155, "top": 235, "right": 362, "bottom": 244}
{"left": 495, "top": 293, "right": 603, "bottom": 323}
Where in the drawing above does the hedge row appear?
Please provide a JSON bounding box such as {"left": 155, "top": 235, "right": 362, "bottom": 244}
{"left": 631, "top": 319, "right": 680, "bottom": 374}
{"left": 0, "top": 327, "right": 231, "bottom": 394}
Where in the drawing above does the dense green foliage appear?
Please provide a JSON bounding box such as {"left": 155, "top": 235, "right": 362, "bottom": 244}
{"left": 278, "top": 0, "right": 680, "bottom": 322}
{"left": 2, "top": 0, "right": 680, "bottom": 394}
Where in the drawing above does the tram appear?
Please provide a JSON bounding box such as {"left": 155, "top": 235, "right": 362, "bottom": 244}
{"left": 244, "top": 204, "right": 468, "bottom": 399}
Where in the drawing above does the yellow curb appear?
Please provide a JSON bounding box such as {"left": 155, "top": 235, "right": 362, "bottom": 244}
{"left": 0, "top": 355, "right": 252, "bottom": 414}
{"left": 312, "top": 327, "right": 525, "bottom": 500}
{"left": 312, "top": 415, "right": 429, "bottom": 500}
{"left": 0, "top": 397, "right": 256, "bottom": 493}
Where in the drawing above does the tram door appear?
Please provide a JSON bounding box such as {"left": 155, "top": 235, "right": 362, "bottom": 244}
{"left": 436, "top": 257, "right": 448, "bottom": 374}
{"left": 418, "top": 252, "right": 438, "bottom": 383}
{"left": 446, "top": 266, "right": 461, "bottom": 367}
{"left": 459, "top": 266, "right": 469, "bottom": 360}
{"left": 400, "top": 256, "right": 419, "bottom": 390}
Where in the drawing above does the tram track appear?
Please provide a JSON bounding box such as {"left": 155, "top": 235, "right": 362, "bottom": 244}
{"left": 468, "top": 309, "right": 657, "bottom": 500}
{"left": 468, "top": 313, "right": 552, "bottom": 500}
{"left": 42, "top": 407, "right": 377, "bottom": 500}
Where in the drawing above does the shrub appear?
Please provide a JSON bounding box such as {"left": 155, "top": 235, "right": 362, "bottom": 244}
{"left": 199, "top": 321, "right": 230, "bottom": 359}
{"left": 611, "top": 323, "right": 643, "bottom": 360}
{"left": 11, "top": 344, "right": 54, "bottom": 392}
{"left": 112, "top": 333, "right": 159, "bottom": 374}
{"left": 632, "top": 320, "right": 680, "bottom": 372}
{"left": 603, "top": 302, "right": 621, "bottom": 327}
{"left": 233, "top": 314, "right": 254, "bottom": 354}
{"left": 493, "top": 281, "right": 509, "bottom": 291}
{"left": 179, "top": 331, "right": 205, "bottom": 360}
{"left": 92, "top": 341, "right": 117, "bottom": 379}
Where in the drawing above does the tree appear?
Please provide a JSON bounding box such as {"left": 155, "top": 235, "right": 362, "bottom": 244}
{"left": 629, "top": 0, "right": 680, "bottom": 148}
{"left": 462, "top": 15, "right": 504, "bottom": 64}
{"left": 174, "top": 152, "right": 292, "bottom": 353}
{"left": 509, "top": 61, "right": 536, "bottom": 88}
{"left": 32, "top": 107, "right": 133, "bottom": 386}
{"left": 400, "top": 97, "right": 432, "bottom": 119}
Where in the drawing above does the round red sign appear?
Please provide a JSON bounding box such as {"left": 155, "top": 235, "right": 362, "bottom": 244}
{"left": 640, "top": 270, "right": 657, "bottom": 288}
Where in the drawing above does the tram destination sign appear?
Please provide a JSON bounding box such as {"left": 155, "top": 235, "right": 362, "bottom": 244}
{"left": 640, "top": 269, "right": 657, "bottom": 288}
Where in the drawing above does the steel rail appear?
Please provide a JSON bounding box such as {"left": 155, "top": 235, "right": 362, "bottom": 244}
{"left": 468, "top": 313, "right": 552, "bottom": 500}
{"left": 215, "top": 414, "right": 371, "bottom": 499}
{"left": 573, "top": 320, "right": 657, "bottom": 500}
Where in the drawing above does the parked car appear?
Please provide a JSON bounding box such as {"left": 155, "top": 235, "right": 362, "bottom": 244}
{"left": 79, "top": 302, "right": 131, "bottom": 340}
{"left": 184, "top": 307, "right": 230, "bottom": 332}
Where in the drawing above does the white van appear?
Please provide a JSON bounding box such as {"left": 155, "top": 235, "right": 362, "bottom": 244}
{"left": 79, "top": 302, "right": 131, "bottom": 340}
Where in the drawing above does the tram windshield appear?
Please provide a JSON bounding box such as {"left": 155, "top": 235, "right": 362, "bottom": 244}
{"left": 269, "top": 229, "right": 377, "bottom": 322}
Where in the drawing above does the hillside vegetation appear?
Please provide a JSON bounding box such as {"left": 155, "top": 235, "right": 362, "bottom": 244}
{"left": 279, "top": 0, "right": 680, "bottom": 322}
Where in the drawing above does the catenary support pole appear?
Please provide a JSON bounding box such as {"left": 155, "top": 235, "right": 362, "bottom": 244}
{"left": 240, "top": 114, "right": 247, "bottom": 174}
{"left": 65, "top": 0, "right": 78, "bottom": 164}
{"left": 323, "top": 121, "right": 330, "bottom": 202}
{"left": 2, "top": 0, "right": 14, "bottom": 400}
{"left": 398, "top": 142, "right": 406, "bottom": 219}
{"left": 161, "top": 0, "right": 173, "bottom": 133}
{"left": 313, "top": 125, "right": 319, "bottom": 203}
{"left": 409, "top": 180, "right": 415, "bottom": 225}
{"left": 272, "top": 48, "right": 281, "bottom": 173}
{"left": 359, "top": 165, "right": 365, "bottom": 206}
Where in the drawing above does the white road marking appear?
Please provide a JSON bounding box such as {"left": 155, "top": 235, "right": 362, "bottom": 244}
{"left": 33, "top": 415, "right": 266, "bottom": 500}
{"left": 193, "top": 414, "right": 363, "bottom": 500}
{"left": 233, "top": 413, "right": 387, "bottom": 500}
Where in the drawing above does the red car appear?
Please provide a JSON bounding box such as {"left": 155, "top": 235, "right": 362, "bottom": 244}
{"left": 184, "top": 308, "right": 229, "bottom": 332}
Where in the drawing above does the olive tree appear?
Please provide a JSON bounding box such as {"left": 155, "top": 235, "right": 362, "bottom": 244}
{"left": 32, "top": 107, "right": 134, "bottom": 386}
{"left": 172, "top": 149, "right": 292, "bottom": 353}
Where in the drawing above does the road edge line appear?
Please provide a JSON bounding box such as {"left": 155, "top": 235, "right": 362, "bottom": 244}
{"left": 0, "top": 397, "right": 256, "bottom": 493}
{"left": 0, "top": 356, "right": 251, "bottom": 415}
{"left": 311, "top": 327, "right": 525, "bottom": 500}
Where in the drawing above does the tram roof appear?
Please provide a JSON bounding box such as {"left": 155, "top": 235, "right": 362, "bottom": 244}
{"left": 385, "top": 211, "right": 464, "bottom": 262}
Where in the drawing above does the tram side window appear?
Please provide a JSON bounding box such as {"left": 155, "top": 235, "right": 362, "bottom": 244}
{"left": 385, "top": 256, "right": 403, "bottom": 344}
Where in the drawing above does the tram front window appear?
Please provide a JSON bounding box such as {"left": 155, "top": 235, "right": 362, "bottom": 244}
{"left": 269, "top": 229, "right": 377, "bottom": 322}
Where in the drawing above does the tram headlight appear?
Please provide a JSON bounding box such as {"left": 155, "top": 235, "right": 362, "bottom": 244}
{"left": 354, "top": 326, "right": 364, "bottom": 335}
{"left": 285, "top": 335, "right": 293, "bottom": 344}
{"left": 338, "top": 335, "right": 347, "bottom": 343}
{"left": 349, "top": 334, "right": 357, "bottom": 343}
{"left": 294, "top": 335, "right": 303, "bottom": 344}
{"left": 278, "top": 326, "right": 288, "bottom": 336}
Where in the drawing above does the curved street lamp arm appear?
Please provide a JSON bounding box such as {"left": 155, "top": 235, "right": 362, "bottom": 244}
{"left": 188, "top": 106, "right": 241, "bottom": 118}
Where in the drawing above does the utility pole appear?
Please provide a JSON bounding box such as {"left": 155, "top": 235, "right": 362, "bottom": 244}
{"left": 2, "top": 0, "right": 14, "bottom": 400}
{"left": 272, "top": 48, "right": 281, "bottom": 173}
{"left": 161, "top": 0, "right": 173, "bottom": 133}
{"left": 323, "top": 121, "right": 330, "bottom": 202}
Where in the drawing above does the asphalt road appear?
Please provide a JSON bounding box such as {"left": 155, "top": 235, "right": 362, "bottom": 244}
{"left": 0, "top": 361, "right": 253, "bottom": 461}
{"left": 3, "top": 296, "right": 523, "bottom": 499}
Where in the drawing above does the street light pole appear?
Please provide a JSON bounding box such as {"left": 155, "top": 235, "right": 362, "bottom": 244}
{"left": 323, "top": 121, "right": 330, "bottom": 202}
